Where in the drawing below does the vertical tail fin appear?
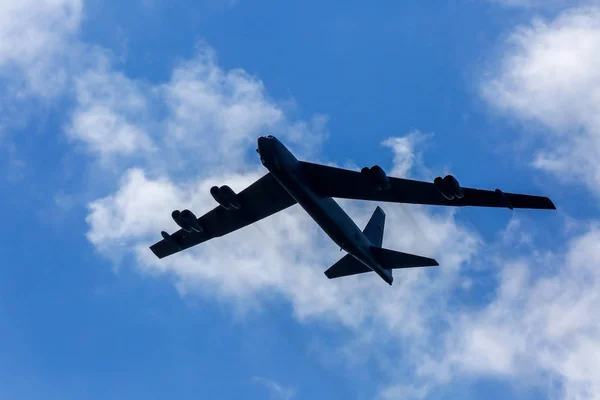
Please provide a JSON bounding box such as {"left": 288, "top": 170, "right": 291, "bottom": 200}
{"left": 363, "top": 206, "right": 385, "bottom": 247}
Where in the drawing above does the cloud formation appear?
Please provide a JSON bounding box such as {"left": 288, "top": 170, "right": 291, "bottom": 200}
{"left": 67, "top": 62, "right": 155, "bottom": 160}
{"left": 65, "top": 43, "right": 327, "bottom": 170}
{"left": 440, "top": 225, "right": 600, "bottom": 400}
{"left": 481, "top": 7, "right": 600, "bottom": 196}
{"left": 469, "top": 6, "right": 600, "bottom": 400}
{"left": 489, "top": 0, "right": 584, "bottom": 8}
{"left": 251, "top": 376, "right": 296, "bottom": 400}
{"left": 0, "top": 0, "right": 82, "bottom": 96}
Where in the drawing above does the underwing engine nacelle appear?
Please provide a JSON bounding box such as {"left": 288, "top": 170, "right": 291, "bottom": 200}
{"left": 361, "top": 165, "right": 391, "bottom": 191}
{"left": 433, "top": 175, "right": 464, "bottom": 200}
{"left": 210, "top": 185, "right": 242, "bottom": 210}
{"left": 172, "top": 209, "right": 204, "bottom": 233}
{"left": 172, "top": 210, "right": 191, "bottom": 232}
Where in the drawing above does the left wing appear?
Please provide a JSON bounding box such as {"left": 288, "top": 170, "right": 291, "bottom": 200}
{"left": 150, "top": 172, "right": 296, "bottom": 259}
{"left": 300, "top": 161, "right": 556, "bottom": 210}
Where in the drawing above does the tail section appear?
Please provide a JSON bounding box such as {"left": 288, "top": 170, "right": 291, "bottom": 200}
{"left": 324, "top": 207, "right": 386, "bottom": 280}
{"left": 363, "top": 206, "right": 385, "bottom": 247}
{"left": 369, "top": 246, "right": 439, "bottom": 269}
{"left": 323, "top": 206, "right": 439, "bottom": 284}
{"left": 324, "top": 247, "right": 438, "bottom": 282}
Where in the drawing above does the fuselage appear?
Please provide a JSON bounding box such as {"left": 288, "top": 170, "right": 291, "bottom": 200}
{"left": 257, "top": 135, "right": 393, "bottom": 284}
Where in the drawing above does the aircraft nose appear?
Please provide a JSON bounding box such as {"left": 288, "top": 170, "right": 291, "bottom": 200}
{"left": 257, "top": 135, "right": 274, "bottom": 154}
{"left": 257, "top": 136, "right": 272, "bottom": 164}
{"left": 257, "top": 136, "right": 267, "bottom": 154}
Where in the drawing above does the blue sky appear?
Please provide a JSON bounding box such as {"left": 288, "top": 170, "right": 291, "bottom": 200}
{"left": 1, "top": 1, "right": 600, "bottom": 399}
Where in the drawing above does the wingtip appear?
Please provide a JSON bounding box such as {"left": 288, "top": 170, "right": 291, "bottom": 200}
{"left": 149, "top": 245, "right": 159, "bottom": 258}
{"left": 149, "top": 243, "right": 163, "bottom": 259}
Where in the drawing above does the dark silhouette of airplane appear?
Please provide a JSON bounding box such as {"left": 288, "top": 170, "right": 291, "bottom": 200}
{"left": 150, "top": 135, "right": 556, "bottom": 285}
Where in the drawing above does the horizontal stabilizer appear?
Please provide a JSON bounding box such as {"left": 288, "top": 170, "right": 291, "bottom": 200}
{"left": 324, "top": 254, "right": 372, "bottom": 279}
{"left": 370, "top": 246, "right": 439, "bottom": 269}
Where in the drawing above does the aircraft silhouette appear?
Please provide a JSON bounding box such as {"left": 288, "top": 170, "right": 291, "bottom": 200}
{"left": 150, "top": 135, "right": 556, "bottom": 285}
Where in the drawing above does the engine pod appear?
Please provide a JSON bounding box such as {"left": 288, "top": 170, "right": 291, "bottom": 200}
{"left": 370, "top": 165, "right": 391, "bottom": 191}
{"left": 171, "top": 210, "right": 193, "bottom": 232}
{"left": 210, "top": 185, "right": 241, "bottom": 210}
{"left": 362, "top": 165, "right": 391, "bottom": 191}
{"left": 210, "top": 186, "right": 231, "bottom": 210}
{"left": 161, "top": 231, "right": 181, "bottom": 250}
{"left": 219, "top": 185, "right": 242, "bottom": 210}
{"left": 180, "top": 209, "right": 204, "bottom": 233}
{"left": 434, "top": 176, "right": 455, "bottom": 200}
{"left": 443, "top": 175, "right": 464, "bottom": 199}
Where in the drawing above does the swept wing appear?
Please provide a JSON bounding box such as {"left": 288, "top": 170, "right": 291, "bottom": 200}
{"left": 150, "top": 172, "right": 296, "bottom": 258}
{"left": 299, "top": 161, "right": 555, "bottom": 210}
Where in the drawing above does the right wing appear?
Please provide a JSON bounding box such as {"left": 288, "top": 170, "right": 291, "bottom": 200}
{"left": 150, "top": 172, "right": 296, "bottom": 259}
{"left": 300, "top": 161, "right": 556, "bottom": 210}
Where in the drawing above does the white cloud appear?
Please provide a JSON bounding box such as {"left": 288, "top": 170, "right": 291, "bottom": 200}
{"left": 0, "top": 0, "right": 82, "bottom": 96}
{"left": 481, "top": 7, "right": 600, "bottom": 195}
{"left": 391, "top": 6, "right": 600, "bottom": 399}
{"left": 64, "top": 43, "right": 327, "bottom": 168}
{"left": 489, "top": 0, "right": 586, "bottom": 8}
{"left": 162, "top": 45, "right": 283, "bottom": 161}
{"left": 434, "top": 226, "right": 600, "bottom": 400}
{"left": 251, "top": 377, "right": 296, "bottom": 400}
{"left": 159, "top": 44, "right": 326, "bottom": 166}
{"left": 66, "top": 61, "right": 155, "bottom": 160}
{"left": 381, "top": 130, "right": 433, "bottom": 178}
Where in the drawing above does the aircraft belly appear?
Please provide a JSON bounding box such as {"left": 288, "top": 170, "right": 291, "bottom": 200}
{"left": 271, "top": 168, "right": 355, "bottom": 249}
{"left": 267, "top": 166, "right": 393, "bottom": 283}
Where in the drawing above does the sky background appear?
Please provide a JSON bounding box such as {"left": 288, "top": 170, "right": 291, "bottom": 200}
{"left": 1, "top": 1, "right": 600, "bottom": 399}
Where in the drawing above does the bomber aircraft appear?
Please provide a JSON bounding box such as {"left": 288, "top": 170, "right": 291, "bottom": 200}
{"left": 150, "top": 135, "right": 556, "bottom": 285}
